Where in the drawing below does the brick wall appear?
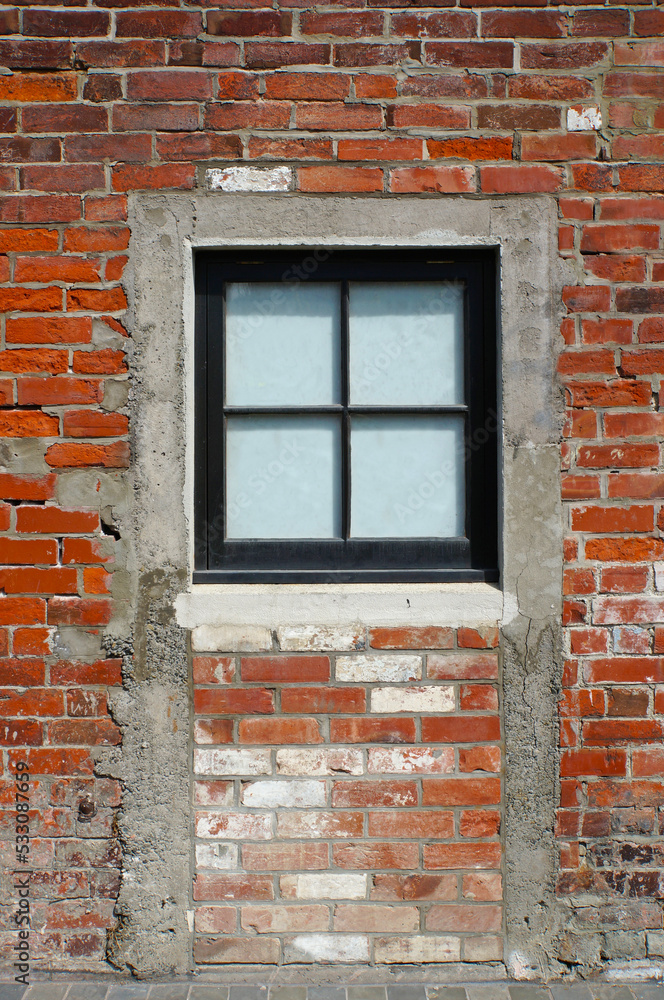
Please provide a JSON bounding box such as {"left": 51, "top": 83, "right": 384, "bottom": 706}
{"left": 0, "top": 0, "right": 663, "bottom": 975}
{"left": 191, "top": 625, "right": 502, "bottom": 966}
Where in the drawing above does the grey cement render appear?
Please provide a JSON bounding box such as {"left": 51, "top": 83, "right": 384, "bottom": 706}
{"left": 94, "top": 192, "right": 567, "bottom": 977}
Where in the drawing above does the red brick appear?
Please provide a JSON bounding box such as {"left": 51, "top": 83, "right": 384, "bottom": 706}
{"left": 355, "top": 75, "right": 398, "bottom": 99}
{"left": 571, "top": 505, "right": 654, "bottom": 533}
{"left": 369, "top": 627, "right": 453, "bottom": 650}
{"left": 50, "top": 660, "right": 122, "bottom": 686}
{"left": 427, "top": 902, "right": 502, "bottom": 930}
{"left": 586, "top": 538, "right": 664, "bottom": 563}
{"left": 577, "top": 444, "right": 660, "bottom": 470}
{"left": 480, "top": 164, "right": 562, "bottom": 194}
{"left": 508, "top": 75, "right": 593, "bottom": 101}
{"left": 332, "top": 780, "right": 417, "bottom": 808}
{"left": 586, "top": 255, "right": 647, "bottom": 283}
{"left": 391, "top": 12, "right": 476, "bottom": 37}
{"left": 0, "top": 657, "right": 45, "bottom": 686}
{"left": 112, "top": 164, "right": 196, "bottom": 192}
{"left": 458, "top": 626, "right": 499, "bottom": 649}
{"left": 18, "top": 378, "right": 102, "bottom": 406}
{"left": 194, "top": 688, "right": 274, "bottom": 715}
{"left": 244, "top": 43, "right": 330, "bottom": 70}
{"left": 169, "top": 40, "right": 240, "bottom": 69}
{"left": 427, "top": 136, "right": 513, "bottom": 161}
{"left": 639, "top": 318, "right": 664, "bottom": 344}
{"left": 427, "top": 653, "right": 498, "bottom": 680}
{"left": 632, "top": 748, "right": 664, "bottom": 777}
{"left": 0, "top": 721, "right": 43, "bottom": 746}
{"left": 116, "top": 10, "right": 201, "bottom": 38}
{"left": 522, "top": 132, "right": 597, "bottom": 162}
{"left": 330, "top": 717, "right": 416, "bottom": 744}
{"left": 205, "top": 101, "right": 291, "bottom": 130}
{"left": 298, "top": 165, "right": 383, "bottom": 193}
{"left": 371, "top": 873, "right": 457, "bottom": 901}
{"left": 402, "top": 74, "right": 490, "bottom": 99}
{"left": 0, "top": 687, "right": 64, "bottom": 717}
{"left": 86, "top": 195, "right": 128, "bottom": 223}
{"left": 563, "top": 568, "right": 596, "bottom": 595}
{"left": 216, "top": 71, "right": 261, "bottom": 100}
{"left": 0, "top": 42, "right": 73, "bottom": 71}
{"left": 608, "top": 473, "right": 664, "bottom": 499}
{"left": 334, "top": 43, "right": 420, "bottom": 67}
{"left": 605, "top": 413, "right": 664, "bottom": 438}
{"left": 238, "top": 717, "right": 322, "bottom": 744}
{"left": 391, "top": 165, "right": 475, "bottom": 193}
{"left": 521, "top": 41, "right": 608, "bottom": 70}
{"left": 566, "top": 381, "right": 651, "bottom": 408}
{"left": 242, "top": 844, "right": 328, "bottom": 870}
{"left": 77, "top": 40, "right": 166, "bottom": 69}
{"left": 0, "top": 411, "right": 58, "bottom": 438}
{"left": 23, "top": 9, "right": 109, "bottom": 37}
{"left": 193, "top": 874, "right": 274, "bottom": 901}
{"left": 194, "top": 718, "right": 233, "bottom": 744}
{"left": 241, "top": 656, "right": 330, "bottom": 682}
{"left": 21, "top": 164, "right": 105, "bottom": 194}
{"left": 302, "top": 10, "right": 383, "bottom": 36}
{"left": 281, "top": 687, "right": 366, "bottom": 713}
{"left": 572, "top": 9, "right": 628, "bottom": 37}
{"left": 192, "top": 656, "right": 234, "bottom": 685}
{"left": 569, "top": 628, "right": 608, "bottom": 654}
{"left": 334, "top": 843, "right": 419, "bottom": 870}
{"left": 421, "top": 716, "right": 501, "bottom": 743}
{"left": 46, "top": 442, "right": 130, "bottom": 469}
{"left": 478, "top": 104, "right": 560, "bottom": 130}
{"left": 388, "top": 104, "right": 470, "bottom": 129}
{"left": 560, "top": 749, "right": 627, "bottom": 777}
{"left": 0, "top": 473, "right": 56, "bottom": 502}
{"left": 72, "top": 349, "right": 127, "bottom": 375}
{"left": 248, "top": 137, "right": 333, "bottom": 160}
{"left": 126, "top": 70, "right": 212, "bottom": 101}
{"left": 619, "top": 165, "right": 664, "bottom": 194}
{"left": 422, "top": 777, "right": 501, "bottom": 806}
{"left": 23, "top": 104, "right": 108, "bottom": 134}
{"left": 295, "top": 103, "right": 383, "bottom": 130}
{"left": 62, "top": 411, "right": 128, "bottom": 439}
{"left": 207, "top": 10, "right": 290, "bottom": 37}
{"left": 583, "top": 719, "right": 664, "bottom": 746}
{"left": 425, "top": 41, "right": 513, "bottom": 68}
{"left": 424, "top": 843, "right": 501, "bottom": 870}
{"left": 1, "top": 539, "right": 57, "bottom": 565}
{"left": 0, "top": 596, "right": 46, "bottom": 626}
{"left": 461, "top": 684, "right": 499, "bottom": 712}
{"left": 368, "top": 810, "right": 454, "bottom": 839}
{"left": 338, "top": 138, "right": 424, "bottom": 161}
{"left": 48, "top": 597, "right": 112, "bottom": 627}
{"left": 483, "top": 9, "right": 565, "bottom": 37}
{"left": 0, "top": 567, "right": 76, "bottom": 595}
{"left": 562, "top": 285, "right": 612, "bottom": 313}
{"left": 113, "top": 104, "right": 200, "bottom": 132}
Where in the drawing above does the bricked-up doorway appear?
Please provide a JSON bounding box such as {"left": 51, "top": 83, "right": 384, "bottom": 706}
{"left": 124, "top": 192, "right": 562, "bottom": 973}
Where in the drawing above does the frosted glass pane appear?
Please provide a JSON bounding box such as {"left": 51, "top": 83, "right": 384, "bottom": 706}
{"left": 226, "top": 416, "right": 341, "bottom": 538}
{"left": 350, "top": 416, "right": 464, "bottom": 538}
{"left": 225, "top": 282, "right": 340, "bottom": 406}
{"left": 349, "top": 282, "right": 464, "bottom": 405}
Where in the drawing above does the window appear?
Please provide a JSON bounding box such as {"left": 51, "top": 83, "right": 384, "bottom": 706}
{"left": 194, "top": 248, "right": 498, "bottom": 583}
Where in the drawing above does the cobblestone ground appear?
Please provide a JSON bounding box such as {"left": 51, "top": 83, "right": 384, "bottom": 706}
{"left": 1, "top": 982, "right": 664, "bottom": 1000}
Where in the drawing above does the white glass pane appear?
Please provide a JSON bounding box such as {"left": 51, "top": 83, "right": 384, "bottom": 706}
{"left": 349, "top": 282, "right": 464, "bottom": 405}
{"left": 226, "top": 416, "right": 341, "bottom": 539}
{"left": 350, "top": 416, "right": 464, "bottom": 538}
{"left": 225, "top": 282, "right": 340, "bottom": 406}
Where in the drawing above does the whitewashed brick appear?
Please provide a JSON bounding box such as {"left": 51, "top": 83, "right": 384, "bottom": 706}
{"left": 207, "top": 165, "right": 293, "bottom": 192}
{"left": 191, "top": 624, "right": 272, "bottom": 652}
{"left": 195, "top": 843, "right": 238, "bottom": 871}
{"left": 368, "top": 747, "right": 455, "bottom": 774}
{"left": 374, "top": 935, "right": 461, "bottom": 963}
{"left": 194, "top": 748, "right": 271, "bottom": 776}
{"left": 567, "top": 106, "right": 602, "bottom": 132}
{"left": 281, "top": 874, "right": 367, "bottom": 900}
{"left": 284, "top": 934, "right": 370, "bottom": 963}
{"left": 370, "top": 685, "right": 454, "bottom": 714}
{"left": 336, "top": 654, "right": 421, "bottom": 683}
{"left": 195, "top": 811, "right": 272, "bottom": 840}
{"left": 276, "top": 748, "right": 363, "bottom": 776}
{"left": 654, "top": 563, "right": 664, "bottom": 592}
{"left": 277, "top": 625, "right": 364, "bottom": 652}
{"left": 241, "top": 779, "right": 326, "bottom": 809}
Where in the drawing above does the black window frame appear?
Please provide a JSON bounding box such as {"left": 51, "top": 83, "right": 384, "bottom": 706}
{"left": 194, "top": 247, "right": 499, "bottom": 584}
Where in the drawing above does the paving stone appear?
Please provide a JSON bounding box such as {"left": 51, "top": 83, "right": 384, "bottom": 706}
{"left": 106, "top": 988, "right": 150, "bottom": 1000}
{"left": 630, "top": 988, "right": 664, "bottom": 1000}
{"left": 467, "top": 987, "right": 511, "bottom": 1000}
{"left": 509, "top": 988, "right": 552, "bottom": 1000}
{"left": 426, "top": 990, "right": 468, "bottom": 1000}
{"left": 147, "top": 988, "right": 191, "bottom": 1000}
{"left": 24, "top": 989, "right": 69, "bottom": 1000}
{"left": 0, "top": 987, "right": 28, "bottom": 1000}
{"left": 189, "top": 988, "right": 230, "bottom": 1000}
{"left": 308, "top": 990, "right": 345, "bottom": 1000}
{"left": 66, "top": 986, "right": 110, "bottom": 1000}
{"left": 388, "top": 988, "right": 427, "bottom": 1000}
{"left": 269, "top": 989, "right": 307, "bottom": 1000}
{"left": 550, "top": 988, "right": 594, "bottom": 1000}
{"left": 229, "top": 989, "right": 268, "bottom": 1000}
{"left": 348, "top": 990, "right": 386, "bottom": 1000}
{"left": 591, "top": 989, "right": 637, "bottom": 1000}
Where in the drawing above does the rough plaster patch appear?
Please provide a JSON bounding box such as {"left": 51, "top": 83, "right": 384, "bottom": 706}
{"left": 207, "top": 165, "right": 293, "bottom": 192}
{"left": 567, "top": 106, "right": 602, "bottom": 131}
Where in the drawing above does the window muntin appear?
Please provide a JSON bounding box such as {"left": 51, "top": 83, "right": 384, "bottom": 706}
{"left": 194, "top": 248, "right": 498, "bottom": 583}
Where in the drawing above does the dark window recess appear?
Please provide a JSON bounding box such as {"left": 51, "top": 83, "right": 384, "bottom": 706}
{"left": 194, "top": 248, "right": 499, "bottom": 583}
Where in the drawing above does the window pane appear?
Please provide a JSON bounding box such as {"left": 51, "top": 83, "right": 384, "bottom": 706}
{"left": 226, "top": 415, "right": 341, "bottom": 538}
{"left": 225, "top": 282, "right": 341, "bottom": 406}
{"left": 350, "top": 416, "right": 465, "bottom": 538}
{"left": 349, "top": 282, "right": 464, "bottom": 405}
